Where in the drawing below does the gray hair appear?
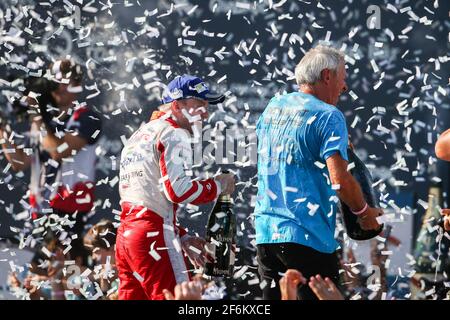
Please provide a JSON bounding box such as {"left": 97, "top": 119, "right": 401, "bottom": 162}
{"left": 295, "top": 45, "right": 345, "bottom": 86}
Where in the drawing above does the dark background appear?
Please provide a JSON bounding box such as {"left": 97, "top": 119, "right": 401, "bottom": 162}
{"left": 0, "top": 0, "right": 449, "bottom": 299}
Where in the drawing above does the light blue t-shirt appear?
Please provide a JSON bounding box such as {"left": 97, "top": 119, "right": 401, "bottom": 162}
{"left": 254, "top": 91, "right": 349, "bottom": 253}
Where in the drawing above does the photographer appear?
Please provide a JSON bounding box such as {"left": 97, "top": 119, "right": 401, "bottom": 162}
{"left": 0, "top": 58, "right": 102, "bottom": 268}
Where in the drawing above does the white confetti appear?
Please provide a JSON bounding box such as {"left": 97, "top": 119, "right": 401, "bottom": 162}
{"left": 133, "top": 271, "right": 144, "bottom": 282}
{"left": 307, "top": 202, "right": 319, "bottom": 216}
{"left": 314, "top": 161, "right": 325, "bottom": 169}
{"left": 188, "top": 245, "right": 202, "bottom": 255}
{"left": 306, "top": 115, "right": 316, "bottom": 125}
{"left": 265, "top": 189, "right": 277, "bottom": 200}
{"left": 57, "top": 142, "right": 69, "bottom": 154}
{"left": 347, "top": 162, "right": 355, "bottom": 171}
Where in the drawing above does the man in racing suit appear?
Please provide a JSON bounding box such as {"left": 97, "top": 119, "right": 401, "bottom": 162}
{"left": 116, "top": 75, "right": 235, "bottom": 300}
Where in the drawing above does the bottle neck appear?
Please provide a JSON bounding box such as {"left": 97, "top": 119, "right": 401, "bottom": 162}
{"left": 428, "top": 186, "right": 442, "bottom": 206}
{"left": 219, "top": 194, "right": 231, "bottom": 202}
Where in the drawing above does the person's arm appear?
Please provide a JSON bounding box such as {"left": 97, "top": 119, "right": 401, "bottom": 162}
{"left": 435, "top": 129, "right": 450, "bottom": 161}
{"left": 0, "top": 127, "right": 31, "bottom": 171}
{"left": 326, "top": 153, "right": 381, "bottom": 230}
{"left": 33, "top": 117, "right": 89, "bottom": 162}
{"left": 317, "top": 110, "right": 381, "bottom": 230}
{"left": 157, "top": 127, "right": 234, "bottom": 205}
{"left": 23, "top": 275, "right": 49, "bottom": 300}
{"left": 326, "top": 153, "right": 366, "bottom": 211}
{"left": 48, "top": 248, "right": 66, "bottom": 300}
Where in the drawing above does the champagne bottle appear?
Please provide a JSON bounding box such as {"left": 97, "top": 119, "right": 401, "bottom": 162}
{"left": 414, "top": 181, "right": 445, "bottom": 274}
{"left": 411, "top": 181, "right": 450, "bottom": 299}
{"left": 340, "top": 148, "right": 383, "bottom": 240}
{"left": 204, "top": 193, "right": 236, "bottom": 278}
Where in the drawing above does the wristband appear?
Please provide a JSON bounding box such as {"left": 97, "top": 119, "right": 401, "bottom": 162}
{"left": 351, "top": 203, "right": 368, "bottom": 216}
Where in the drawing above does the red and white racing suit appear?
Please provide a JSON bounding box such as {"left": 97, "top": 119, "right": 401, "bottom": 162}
{"left": 116, "top": 111, "right": 221, "bottom": 300}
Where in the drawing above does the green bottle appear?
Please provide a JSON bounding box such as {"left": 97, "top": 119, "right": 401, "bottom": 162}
{"left": 204, "top": 193, "right": 236, "bottom": 278}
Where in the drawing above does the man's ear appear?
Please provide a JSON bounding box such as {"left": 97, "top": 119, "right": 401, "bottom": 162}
{"left": 170, "top": 101, "right": 181, "bottom": 122}
{"left": 320, "top": 69, "right": 331, "bottom": 85}
{"left": 171, "top": 100, "right": 180, "bottom": 112}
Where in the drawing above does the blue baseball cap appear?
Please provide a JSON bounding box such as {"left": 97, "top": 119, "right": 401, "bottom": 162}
{"left": 161, "top": 75, "right": 225, "bottom": 105}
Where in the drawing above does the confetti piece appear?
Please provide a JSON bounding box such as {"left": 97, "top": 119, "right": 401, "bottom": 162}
{"left": 57, "top": 142, "right": 69, "bottom": 154}
{"left": 147, "top": 232, "right": 159, "bottom": 237}
{"left": 41, "top": 247, "right": 52, "bottom": 258}
{"left": 133, "top": 272, "right": 144, "bottom": 282}
{"left": 265, "top": 189, "right": 277, "bottom": 200}
{"left": 306, "top": 115, "right": 316, "bottom": 125}
{"left": 188, "top": 245, "right": 202, "bottom": 255}
{"left": 149, "top": 250, "right": 161, "bottom": 261}
{"left": 347, "top": 162, "right": 355, "bottom": 171}
{"left": 307, "top": 202, "right": 319, "bottom": 216}
{"left": 314, "top": 161, "right": 325, "bottom": 169}
{"left": 348, "top": 90, "right": 358, "bottom": 101}
{"left": 215, "top": 211, "right": 226, "bottom": 219}
{"left": 233, "top": 265, "right": 249, "bottom": 279}
{"left": 210, "top": 223, "right": 220, "bottom": 233}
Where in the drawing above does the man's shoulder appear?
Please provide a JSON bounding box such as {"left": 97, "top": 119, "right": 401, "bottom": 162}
{"left": 267, "top": 92, "right": 336, "bottom": 111}
{"left": 311, "top": 102, "right": 344, "bottom": 120}
{"left": 149, "top": 119, "right": 190, "bottom": 143}
{"left": 268, "top": 91, "right": 304, "bottom": 105}
{"left": 305, "top": 96, "right": 339, "bottom": 113}
{"left": 71, "top": 106, "right": 101, "bottom": 123}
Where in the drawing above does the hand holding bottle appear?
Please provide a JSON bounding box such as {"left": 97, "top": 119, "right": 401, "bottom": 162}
{"left": 181, "top": 235, "right": 212, "bottom": 268}
{"left": 441, "top": 209, "right": 450, "bottom": 231}
{"left": 215, "top": 172, "right": 236, "bottom": 195}
{"left": 357, "top": 207, "right": 383, "bottom": 230}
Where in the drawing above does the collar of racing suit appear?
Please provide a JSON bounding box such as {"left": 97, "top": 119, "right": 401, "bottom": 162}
{"left": 150, "top": 110, "right": 180, "bottom": 128}
{"left": 150, "top": 110, "right": 166, "bottom": 120}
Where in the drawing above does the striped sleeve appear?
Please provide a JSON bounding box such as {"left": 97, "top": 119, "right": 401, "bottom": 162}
{"left": 157, "top": 127, "right": 221, "bottom": 205}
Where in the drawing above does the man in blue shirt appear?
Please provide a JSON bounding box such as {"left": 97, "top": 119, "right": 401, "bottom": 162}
{"left": 255, "top": 45, "right": 382, "bottom": 300}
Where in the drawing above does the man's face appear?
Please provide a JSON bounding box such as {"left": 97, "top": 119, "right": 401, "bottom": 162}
{"left": 92, "top": 247, "right": 115, "bottom": 265}
{"left": 172, "top": 98, "right": 209, "bottom": 132}
{"left": 51, "top": 80, "right": 78, "bottom": 108}
{"left": 328, "top": 63, "right": 348, "bottom": 106}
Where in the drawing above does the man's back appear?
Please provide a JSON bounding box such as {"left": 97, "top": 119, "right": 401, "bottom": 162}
{"left": 255, "top": 91, "right": 349, "bottom": 253}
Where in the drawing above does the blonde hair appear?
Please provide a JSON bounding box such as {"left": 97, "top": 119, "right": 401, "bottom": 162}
{"left": 158, "top": 103, "right": 172, "bottom": 112}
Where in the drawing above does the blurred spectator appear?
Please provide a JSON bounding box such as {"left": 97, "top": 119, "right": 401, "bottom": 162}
{"left": 163, "top": 281, "right": 203, "bottom": 300}
{"left": 83, "top": 219, "right": 119, "bottom": 300}
{"left": 279, "top": 269, "right": 343, "bottom": 300}
{"left": 309, "top": 275, "right": 344, "bottom": 300}
{"left": 8, "top": 230, "right": 85, "bottom": 300}
{"left": 0, "top": 58, "right": 102, "bottom": 269}
{"left": 279, "top": 269, "right": 306, "bottom": 300}
{"left": 8, "top": 220, "right": 120, "bottom": 300}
